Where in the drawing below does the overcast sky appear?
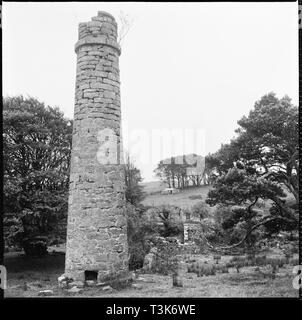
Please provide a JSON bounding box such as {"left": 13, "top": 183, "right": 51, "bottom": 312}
{"left": 3, "top": 2, "right": 298, "bottom": 181}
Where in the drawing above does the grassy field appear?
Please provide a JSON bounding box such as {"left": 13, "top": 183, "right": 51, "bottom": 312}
{"left": 4, "top": 250, "right": 298, "bottom": 298}
{"left": 140, "top": 181, "right": 296, "bottom": 210}
{"left": 141, "top": 181, "right": 211, "bottom": 209}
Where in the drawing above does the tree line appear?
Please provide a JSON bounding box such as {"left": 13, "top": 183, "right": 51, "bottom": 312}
{"left": 154, "top": 154, "right": 211, "bottom": 189}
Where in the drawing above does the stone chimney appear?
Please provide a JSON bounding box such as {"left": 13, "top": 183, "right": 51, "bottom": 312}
{"left": 64, "top": 11, "right": 128, "bottom": 283}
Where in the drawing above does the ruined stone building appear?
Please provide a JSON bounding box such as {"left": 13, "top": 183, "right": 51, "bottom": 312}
{"left": 64, "top": 11, "right": 128, "bottom": 283}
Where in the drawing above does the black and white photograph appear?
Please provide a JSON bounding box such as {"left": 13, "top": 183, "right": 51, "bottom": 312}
{"left": 1, "top": 1, "right": 300, "bottom": 301}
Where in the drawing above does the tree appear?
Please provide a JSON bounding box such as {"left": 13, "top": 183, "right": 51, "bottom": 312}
{"left": 205, "top": 143, "right": 239, "bottom": 177}
{"left": 235, "top": 93, "right": 298, "bottom": 205}
{"left": 207, "top": 93, "right": 298, "bottom": 200}
{"left": 154, "top": 154, "right": 206, "bottom": 189}
{"left": 207, "top": 168, "right": 295, "bottom": 250}
{"left": 155, "top": 205, "right": 183, "bottom": 238}
{"left": 154, "top": 160, "right": 174, "bottom": 188}
{"left": 206, "top": 93, "right": 298, "bottom": 250}
{"left": 3, "top": 96, "right": 72, "bottom": 255}
{"left": 124, "top": 153, "right": 146, "bottom": 205}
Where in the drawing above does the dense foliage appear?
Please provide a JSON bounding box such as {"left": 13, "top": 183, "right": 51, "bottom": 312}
{"left": 3, "top": 96, "right": 72, "bottom": 255}
{"left": 124, "top": 154, "right": 146, "bottom": 205}
{"left": 126, "top": 204, "right": 157, "bottom": 270}
{"left": 206, "top": 93, "right": 298, "bottom": 250}
{"left": 127, "top": 204, "right": 185, "bottom": 270}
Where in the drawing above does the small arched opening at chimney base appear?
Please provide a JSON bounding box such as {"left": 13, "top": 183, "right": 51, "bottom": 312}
{"left": 84, "top": 270, "right": 98, "bottom": 282}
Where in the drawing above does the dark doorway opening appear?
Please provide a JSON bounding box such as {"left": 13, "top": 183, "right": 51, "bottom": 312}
{"left": 84, "top": 270, "right": 98, "bottom": 281}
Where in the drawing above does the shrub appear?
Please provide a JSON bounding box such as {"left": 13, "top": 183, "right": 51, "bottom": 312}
{"left": 187, "top": 261, "right": 217, "bottom": 277}
{"left": 226, "top": 254, "right": 289, "bottom": 273}
{"left": 149, "top": 236, "right": 181, "bottom": 275}
{"left": 156, "top": 205, "right": 184, "bottom": 238}
{"left": 196, "top": 263, "right": 216, "bottom": 277}
{"left": 187, "top": 218, "right": 222, "bottom": 249}
{"left": 289, "top": 258, "right": 299, "bottom": 266}
{"left": 255, "top": 255, "right": 267, "bottom": 266}
{"left": 218, "top": 265, "right": 229, "bottom": 273}
{"left": 22, "top": 236, "right": 48, "bottom": 257}
{"left": 284, "top": 242, "right": 299, "bottom": 255}
{"left": 127, "top": 205, "right": 158, "bottom": 270}
{"left": 191, "top": 201, "right": 210, "bottom": 220}
{"left": 128, "top": 242, "right": 148, "bottom": 270}
{"left": 228, "top": 256, "right": 246, "bottom": 272}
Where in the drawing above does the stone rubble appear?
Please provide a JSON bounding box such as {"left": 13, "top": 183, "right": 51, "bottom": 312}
{"left": 67, "top": 286, "right": 83, "bottom": 294}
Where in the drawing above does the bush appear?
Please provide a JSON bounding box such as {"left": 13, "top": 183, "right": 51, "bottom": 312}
{"left": 127, "top": 204, "right": 186, "bottom": 271}
{"left": 156, "top": 205, "right": 184, "bottom": 238}
{"left": 197, "top": 264, "right": 216, "bottom": 277}
{"left": 191, "top": 201, "right": 210, "bottom": 220}
{"left": 289, "top": 258, "right": 299, "bottom": 266}
{"left": 283, "top": 242, "right": 299, "bottom": 255}
{"left": 149, "top": 236, "right": 181, "bottom": 275}
{"left": 217, "top": 265, "right": 229, "bottom": 273}
{"left": 161, "top": 220, "right": 183, "bottom": 238}
{"left": 128, "top": 242, "right": 147, "bottom": 270}
{"left": 4, "top": 207, "right": 67, "bottom": 255}
{"left": 254, "top": 255, "right": 267, "bottom": 266}
{"left": 227, "top": 254, "right": 290, "bottom": 272}
{"left": 228, "top": 256, "right": 247, "bottom": 272}
{"left": 127, "top": 205, "right": 157, "bottom": 270}
{"left": 188, "top": 261, "right": 216, "bottom": 277}
{"left": 186, "top": 218, "right": 222, "bottom": 249}
{"left": 22, "top": 236, "right": 48, "bottom": 257}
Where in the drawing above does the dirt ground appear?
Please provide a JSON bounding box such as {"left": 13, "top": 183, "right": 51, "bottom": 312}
{"left": 4, "top": 251, "right": 299, "bottom": 298}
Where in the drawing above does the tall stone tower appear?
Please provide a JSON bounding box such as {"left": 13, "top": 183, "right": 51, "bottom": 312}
{"left": 65, "top": 11, "right": 128, "bottom": 283}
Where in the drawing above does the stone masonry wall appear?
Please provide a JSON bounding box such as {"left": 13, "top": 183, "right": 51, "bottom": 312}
{"left": 65, "top": 11, "right": 128, "bottom": 282}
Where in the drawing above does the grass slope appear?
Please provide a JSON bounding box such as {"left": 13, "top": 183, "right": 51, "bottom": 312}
{"left": 141, "top": 181, "right": 211, "bottom": 209}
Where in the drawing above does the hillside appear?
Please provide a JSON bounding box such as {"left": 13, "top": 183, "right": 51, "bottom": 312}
{"left": 140, "top": 181, "right": 212, "bottom": 209}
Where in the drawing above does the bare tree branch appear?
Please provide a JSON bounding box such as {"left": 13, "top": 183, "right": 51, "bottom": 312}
{"left": 117, "top": 11, "right": 134, "bottom": 46}
{"left": 203, "top": 215, "right": 297, "bottom": 253}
